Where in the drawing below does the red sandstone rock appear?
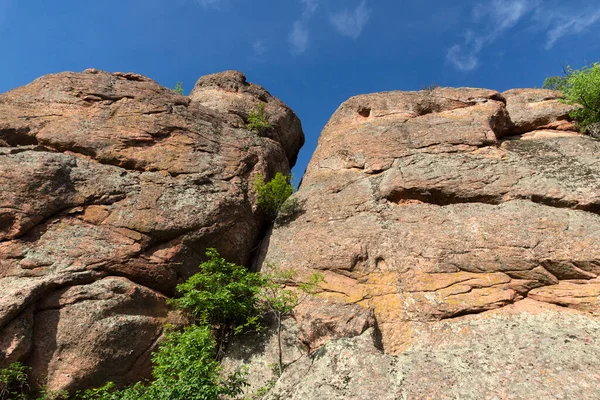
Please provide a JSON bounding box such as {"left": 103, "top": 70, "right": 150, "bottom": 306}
{"left": 261, "top": 87, "right": 600, "bottom": 398}
{"left": 0, "top": 69, "right": 303, "bottom": 392}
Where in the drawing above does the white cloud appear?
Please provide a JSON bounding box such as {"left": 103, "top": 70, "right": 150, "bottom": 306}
{"left": 288, "top": 0, "right": 319, "bottom": 55}
{"left": 447, "top": 44, "right": 479, "bottom": 72}
{"left": 545, "top": 10, "right": 600, "bottom": 49}
{"left": 253, "top": 40, "right": 266, "bottom": 57}
{"left": 301, "top": 0, "right": 318, "bottom": 19}
{"left": 447, "top": 0, "right": 600, "bottom": 72}
{"left": 196, "top": 0, "right": 222, "bottom": 8}
{"left": 330, "top": 0, "right": 371, "bottom": 39}
{"left": 447, "top": 0, "right": 533, "bottom": 71}
{"left": 289, "top": 21, "right": 310, "bottom": 55}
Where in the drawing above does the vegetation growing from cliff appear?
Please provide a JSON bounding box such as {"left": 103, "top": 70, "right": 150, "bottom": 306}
{"left": 168, "top": 248, "right": 265, "bottom": 354}
{"left": 246, "top": 103, "right": 272, "bottom": 136}
{"left": 0, "top": 362, "right": 29, "bottom": 400}
{"left": 0, "top": 250, "right": 323, "bottom": 399}
{"left": 173, "top": 81, "right": 184, "bottom": 95}
{"left": 544, "top": 63, "right": 600, "bottom": 135}
{"left": 254, "top": 172, "right": 298, "bottom": 221}
{"left": 259, "top": 264, "right": 324, "bottom": 375}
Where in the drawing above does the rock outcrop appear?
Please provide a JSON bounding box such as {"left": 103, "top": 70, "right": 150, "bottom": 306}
{"left": 0, "top": 69, "right": 303, "bottom": 392}
{"left": 262, "top": 87, "right": 600, "bottom": 398}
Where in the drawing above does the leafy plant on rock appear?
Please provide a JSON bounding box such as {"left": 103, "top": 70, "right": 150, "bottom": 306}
{"left": 543, "top": 63, "right": 600, "bottom": 136}
{"left": 168, "top": 248, "right": 265, "bottom": 355}
{"left": 246, "top": 103, "right": 272, "bottom": 136}
{"left": 254, "top": 172, "right": 297, "bottom": 221}
{"left": 0, "top": 362, "right": 29, "bottom": 400}
{"left": 173, "top": 81, "right": 184, "bottom": 95}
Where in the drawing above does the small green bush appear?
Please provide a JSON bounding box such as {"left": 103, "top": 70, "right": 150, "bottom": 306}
{"left": 254, "top": 173, "right": 295, "bottom": 220}
{"left": 77, "top": 326, "right": 245, "bottom": 400}
{"left": 246, "top": 103, "right": 272, "bottom": 136}
{"left": 543, "top": 63, "right": 600, "bottom": 133}
{"left": 173, "top": 81, "right": 184, "bottom": 95}
{"left": 0, "top": 362, "right": 30, "bottom": 400}
{"left": 145, "top": 325, "right": 246, "bottom": 400}
{"left": 168, "top": 248, "right": 264, "bottom": 336}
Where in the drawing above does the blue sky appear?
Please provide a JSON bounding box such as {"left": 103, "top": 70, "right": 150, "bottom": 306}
{"left": 1, "top": 0, "right": 599, "bottom": 178}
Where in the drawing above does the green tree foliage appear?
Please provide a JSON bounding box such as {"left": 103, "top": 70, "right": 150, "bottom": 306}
{"left": 254, "top": 172, "right": 295, "bottom": 220}
{"left": 4, "top": 250, "right": 319, "bottom": 399}
{"left": 543, "top": 63, "right": 600, "bottom": 132}
{"left": 173, "top": 81, "right": 184, "bottom": 95}
{"left": 245, "top": 103, "right": 272, "bottom": 136}
{"left": 168, "top": 248, "right": 264, "bottom": 338}
{"left": 74, "top": 326, "right": 245, "bottom": 400}
{"left": 258, "top": 264, "right": 324, "bottom": 375}
{"left": 0, "top": 362, "right": 30, "bottom": 400}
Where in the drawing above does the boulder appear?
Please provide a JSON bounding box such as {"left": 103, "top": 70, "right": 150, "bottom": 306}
{"left": 502, "top": 88, "right": 577, "bottom": 133}
{"left": 0, "top": 69, "right": 303, "bottom": 392}
{"left": 262, "top": 87, "right": 600, "bottom": 398}
{"left": 189, "top": 70, "right": 304, "bottom": 166}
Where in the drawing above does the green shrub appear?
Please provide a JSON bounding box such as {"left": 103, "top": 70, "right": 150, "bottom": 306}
{"left": 173, "top": 81, "right": 184, "bottom": 95}
{"left": 168, "top": 248, "right": 265, "bottom": 337}
{"left": 254, "top": 173, "right": 295, "bottom": 220}
{"left": 0, "top": 362, "right": 30, "bottom": 400}
{"left": 246, "top": 103, "right": 272, "bottom": 136}
{"left": 145, "top": 325, "right": 246, "bottom": 400}
{"left": 543, "top": 63, "right": 600, "bottom": 133}
{"left": 78, "top": 326, "right": 245, "bottom": 400}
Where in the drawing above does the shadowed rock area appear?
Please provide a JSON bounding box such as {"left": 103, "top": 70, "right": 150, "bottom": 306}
{"left": 0, "top": 69, "right": 303, "bottom": 392}
{"left": 261, "top": 87, "right": 600, "bottom": 398}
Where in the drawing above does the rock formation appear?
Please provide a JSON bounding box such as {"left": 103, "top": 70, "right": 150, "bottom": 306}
{"left": 0, "top": 69, "right": 303, "bottom": 392}
{"left": 2, "top": 68, "right": 599, "bottom": 398}
{"left": 262, "top": 87, "right": 600, "bottom": 398}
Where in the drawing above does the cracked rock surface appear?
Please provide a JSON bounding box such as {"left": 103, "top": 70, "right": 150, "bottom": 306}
{"left": 262, "top": 87, "right": 600, "bottom": 398}
{"left": 0, "top": 69, "right": 303, "bottom": 392}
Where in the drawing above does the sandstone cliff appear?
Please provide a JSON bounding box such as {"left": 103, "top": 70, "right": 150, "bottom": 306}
{"left": 262, "top": 87, "right": 600, "bottom": 399}
{"left": 2, "top": 70, "right": 600, "bottom": 399}
{"left": 0, "top": 69, "right": 303, "bottom": 392}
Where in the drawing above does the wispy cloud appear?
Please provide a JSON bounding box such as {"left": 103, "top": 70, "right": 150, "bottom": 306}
{"left": 448, "top": 0, "right": 533, "bottom": 72}
{"left": 448, "top": 0, "right": 600, "bottom": 72}
{"left": 301, "top": 0, "right": 318, "bottom": 19}
{"left": 330, "top": 0, "right": 371, "bottom": 39}
{"left": 196, "top": 0, "right": 223, "bottom": 8}
{"left": 289, "top": 0, "right": 318, "bottom": 55}
{"left": 253, "top": 40, "right": 266, "bottom": 57}
{"left": 544, "top": 10, "right": 600, "bottom": 49}
{"left": 289, "top": 22, "right": 310, "bottom": 55}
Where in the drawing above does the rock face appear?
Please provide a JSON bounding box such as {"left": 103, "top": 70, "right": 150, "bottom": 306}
{"left": 0, "top": 69, "right": 303, "bottom": 392}
{"left": 263, "top": 87, "right": 600, "bottom": 398}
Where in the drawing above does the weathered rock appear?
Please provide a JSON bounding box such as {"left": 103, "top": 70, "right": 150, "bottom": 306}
{"left": 503, "top": 88, "right": 576, "bottom": 134}
{"left": 189, "top": 70, "right": 304, "bottom": 166}
{"left": 262, "top": 87, "right": 600, "bottom": 398}
{"left": 220, "top": 317, "right": 304, "bottom": 398}
{"left": 0, "top": 69, "right": 303, "bottom": 392}
{"left": 269, "top": 301, "right": 600, "bottom": 400}
{"left": 30, "top": 277, "right": 172, "bottom": 391}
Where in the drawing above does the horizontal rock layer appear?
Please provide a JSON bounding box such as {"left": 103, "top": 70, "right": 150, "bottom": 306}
{"left": 262, "top": 87, "right": 600, "bottom": 398}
